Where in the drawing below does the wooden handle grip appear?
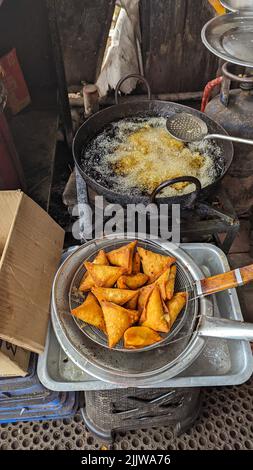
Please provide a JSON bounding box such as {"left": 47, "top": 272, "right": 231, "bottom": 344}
{"left": 199, "top": 264, "right": 253, "bottom": 296}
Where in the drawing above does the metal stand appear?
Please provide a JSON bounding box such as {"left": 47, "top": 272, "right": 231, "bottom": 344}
{"left": 81, "top": 388, "right": 201, "bottom": 442}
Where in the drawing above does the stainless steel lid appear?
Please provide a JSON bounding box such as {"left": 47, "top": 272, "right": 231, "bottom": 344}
{"left": 51, "top": 235, "right": 213, "bottom": 386}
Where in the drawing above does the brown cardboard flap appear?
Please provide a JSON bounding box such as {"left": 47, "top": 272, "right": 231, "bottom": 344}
{"left": 0, "top": 341, "right": 30, "bottom": 377}
{"left": 0, "top": 191, "right": 65, "bottom": 353}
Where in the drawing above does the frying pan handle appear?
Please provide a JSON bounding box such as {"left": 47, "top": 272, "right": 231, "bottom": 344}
{"left": 198, "top": 316, "right": 253, "bottom": 341}
{"left": 196, "top": 264, "right": 253, "bottom": 297}
{"left": 115, "top": 74, "right": 152, "bottom": 105}
{"left": 151, "top": 176, "right": 202, "bottom": 206}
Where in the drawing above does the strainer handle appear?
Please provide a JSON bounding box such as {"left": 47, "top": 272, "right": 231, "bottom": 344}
{"left": 196, "top": 264, "right": 253, "bottom": 297}
{"left": 198, "top": 316, "right": 253, "bottom": 341}
{"left": 151, "top": 176, "right": 202, "bottom": 205}
{"left": 205, "top": 134, "right": 253, "bottom": 146}
{"left": 115, "top": 74, "right": 152, "bottom": 105}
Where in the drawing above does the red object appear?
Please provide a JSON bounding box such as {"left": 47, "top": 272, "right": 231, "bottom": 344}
{"left": 201, "top": 76, "right": 223, "bottom": 113}
{"left": 0, "top": 112, "right": 24, "bottom": 189}
{"left": 0, "top": 49, "right": 30, "bottom": 115}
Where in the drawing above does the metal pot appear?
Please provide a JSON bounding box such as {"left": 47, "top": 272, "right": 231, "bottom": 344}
{"left": 73, "top": 75, "right": 234, "bottom": 209}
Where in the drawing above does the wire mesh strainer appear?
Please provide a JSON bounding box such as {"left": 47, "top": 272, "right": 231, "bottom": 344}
{"left": 69, "top": 239, "right": 196, "bottom": 353}
{"left": 166, "top": 112, "right": 253, "bottom": 145}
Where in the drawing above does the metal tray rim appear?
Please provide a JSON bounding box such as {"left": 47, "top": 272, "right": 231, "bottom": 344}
{"left": 37, "top": 243, "right": 253, "bottom": 391}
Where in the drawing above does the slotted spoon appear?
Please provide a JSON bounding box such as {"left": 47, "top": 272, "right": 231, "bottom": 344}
{"left": 166, "top": 112, "right": 253, "bottom": 145}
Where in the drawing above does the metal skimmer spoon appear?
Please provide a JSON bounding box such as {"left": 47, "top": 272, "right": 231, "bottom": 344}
{"left": 166, "top": 112, "right": 253, "bottom": 145}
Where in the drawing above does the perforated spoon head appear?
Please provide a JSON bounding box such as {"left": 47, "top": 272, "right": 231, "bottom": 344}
{"left": 166, "top": 112, "right": 208, "bottom": 143}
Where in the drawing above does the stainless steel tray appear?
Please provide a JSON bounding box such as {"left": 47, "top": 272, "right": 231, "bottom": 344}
{"left": 37, "top": 243, "right": 253, "bottom": 391}
{"left": 202, "top": 11, "right": 253, "bottom": 67}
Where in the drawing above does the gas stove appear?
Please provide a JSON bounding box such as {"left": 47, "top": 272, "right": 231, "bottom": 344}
{"left": 74, "top": 168, "right": 239, "bottom": 254}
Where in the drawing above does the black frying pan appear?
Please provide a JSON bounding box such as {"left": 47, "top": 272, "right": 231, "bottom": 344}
{"left": 73, "top": 75, "right": 234, "bottom": 208}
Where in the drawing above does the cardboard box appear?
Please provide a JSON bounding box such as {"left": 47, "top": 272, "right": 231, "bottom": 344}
{"left": 0, "top": 340, "right": 30, "bottom": 377}
{"left": 0, "top": 191, "right": 64, "bottom": 376}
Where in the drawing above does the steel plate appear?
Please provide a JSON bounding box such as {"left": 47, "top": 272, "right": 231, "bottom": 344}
{"left": 221, "top": 0, "right": 253, "bottom": 12}
{"left": 202, "top": 11, "right": 253, "bottom": 67}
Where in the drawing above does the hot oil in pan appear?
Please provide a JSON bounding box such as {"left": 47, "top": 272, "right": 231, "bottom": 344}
{"left": 81, "top": 116, "right": 224, "bottom": 197}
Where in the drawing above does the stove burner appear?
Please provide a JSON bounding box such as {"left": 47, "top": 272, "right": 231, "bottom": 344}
{"left": 80, "top": 178, "right": 239, "bottom": 254}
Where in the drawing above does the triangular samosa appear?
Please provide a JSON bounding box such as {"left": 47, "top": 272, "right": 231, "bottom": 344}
{"left": 165, "top": 265, "right": 177, "bottom": 300}
{"left": 84, "top": 262, "right": 126, "bottom": 288}
{"left": 165, "top": 292, "right": 187, "bottom": 328}
{"left": 128, "top": 308, "right": 141, "bottom": 325}
{"left": 92, "top": 287, "right": 137, "bottom": 305}
{"left": 107, "top": 241, "right": 137, "bottom": 274}
{"left": 124, "top": 326, "right": 162, "bottom": 349}
{"left": 100, "top": 301, "right": 138, "bottom": 348}
{"left": 117, "top": 273, "right": 148, "bottom": 289}
{"left": 124, "top": 291, "right": 139, "bottom": 310}
{"left": 132, "top": 252, "right": 141, "bottom": 274}
{"left": 138, "top": 284, "right": 154, "bottom": 312}
{"left": 71, "top": 292, "right": 106, "bottom": 332}
{"left": 137, "top": 247, "right": 176, "bottom": 282}
{"left": 154, "top": 267, "right": 171, "bottom": 300}
{"left": 79, "top": 250, "right": 109, "bottom": 292}
{"left": 140, "top": 285, "right": 170, "bottom": 333}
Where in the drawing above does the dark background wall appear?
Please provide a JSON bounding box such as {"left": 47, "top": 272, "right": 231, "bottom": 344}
{"left": 0, "top": 0, "right": 218, "bottom": 96}
{"left": 140, "top": 0, "right": 218, "bottom": 93}
{"left": 0, "top": 0, "right": 56, "bottom": 100}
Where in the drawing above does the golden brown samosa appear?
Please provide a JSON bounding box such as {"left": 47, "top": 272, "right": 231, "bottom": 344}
{"left": 117, "top": 273, "right": 148, "bottom": 290}
{"left": 71, "top": 292, "right": 106, "bottom": 332}
{"left": 124, "top": 291, "right": 139, "bottom": 310}
{"left": 140, "top": 285, "right": 170, "bottom": 333}
{"left": 165, "top": 265, "right": 177, "bottom": 300}
{"left": 100, "top": 301, "right": 138, "bottom": 348}
{"left": 79, "top": 250, "right": 109, "bottom": 292}
{"left": 165, "top": 292, "right": 187, "bottom": 328}
{"left": 92, "top": 287, "right": 137, "bottom": 306}
{"left": 132, "top": 252, "right": 141, "bottom": 274}
{"left": 137, "top": 247, "right": 176, "bottom": 282}
{"left": 84, "top": 262, "right": 126, "bottom": 288}
{"left": 107, "top": 241, "right": 137, "bottom": 274}
{"left": 124, "top": 326, "right": 162, "bottom": 349}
